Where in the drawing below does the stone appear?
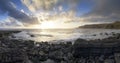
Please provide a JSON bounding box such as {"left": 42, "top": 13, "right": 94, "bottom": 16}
{"left": 42, "top": 59, "right": 55, "bottom": 63}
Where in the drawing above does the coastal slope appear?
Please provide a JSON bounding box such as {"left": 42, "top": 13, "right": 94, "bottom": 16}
{"left": 78, "top": 21, "right": 120, "bottom": 29}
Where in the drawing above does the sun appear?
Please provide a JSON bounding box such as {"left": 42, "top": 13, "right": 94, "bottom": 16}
{"left": 40, "top": 21, "right": 57, "bottom": 29}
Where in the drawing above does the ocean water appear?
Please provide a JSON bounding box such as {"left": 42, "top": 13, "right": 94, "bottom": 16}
{"left": 12, "top": 29, "right": 120, "bottom": 43}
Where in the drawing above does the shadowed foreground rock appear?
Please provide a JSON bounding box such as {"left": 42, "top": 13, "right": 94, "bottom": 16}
{"left": 0, "top": 31, "right": 120, "bottom": 63}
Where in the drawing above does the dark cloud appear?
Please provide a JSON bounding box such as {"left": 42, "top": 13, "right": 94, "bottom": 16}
{"left": 88, "top": 0, "right": 120, "bottom": 16}
{"left": 0, "top": 0, "right": 39, "bottom": 25}
{"left": 83, "top": 0, "right": 120, "bottom": 22}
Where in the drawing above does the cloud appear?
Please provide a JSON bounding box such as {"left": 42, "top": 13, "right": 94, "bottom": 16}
{"left": 21, "top": 0, "right": 81, "bottom": 12}
{"left": 0, "top": 0, "right": 39, "bottom": 26}
{"left": 58, "top": 0, "right": 81, "bottom": 10}
{"left": 21, "top": 0, "right": 120, "bottom": 25}
{"left": 0, "top": 17, "right": 23, "bottom": 27}
{"left": 21, "top": 0, "right": 57, "bottom": 12}
{"left": 21, "top": 0, "right": 83, "bottom": 26}
{"left": 82, "top": 0, "right": 120, "bottom": 22}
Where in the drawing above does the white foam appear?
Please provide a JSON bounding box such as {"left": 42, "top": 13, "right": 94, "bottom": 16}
{"left": 12, "top": 31, "right": 31, "bottom": 39}
{"left": 11, "top": 29, "right": 120, "bottom": 42}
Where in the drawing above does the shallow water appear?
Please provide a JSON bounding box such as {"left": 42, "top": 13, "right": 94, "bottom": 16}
{"left": 12, "top": 29, "right": 120, "bottom": 42}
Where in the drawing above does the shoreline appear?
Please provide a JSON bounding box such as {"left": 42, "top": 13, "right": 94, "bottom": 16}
{"left": 0, "top": 31, "right": 120, "bottom": 63}
{"left": 9, "top": 29, "right": 120, "bottom": 43}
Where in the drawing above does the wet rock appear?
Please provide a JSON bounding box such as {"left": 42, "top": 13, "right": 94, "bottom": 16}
{"left": 74, "top": 38, "right": 87, "bottom": 46}
{"left": 100, "top": 33, "right": 103, "bottom": 35}
{"left": 105, "top": 33, "right": 109, "bottom": 35}
{"left": 11, "top": 35, "right": 16, "bottom": 38}
{"left": 30, "top": 34, "right": 35, "bottom": 37}
{"left": 93, "top": 34, "right": 96, "bottom": 36}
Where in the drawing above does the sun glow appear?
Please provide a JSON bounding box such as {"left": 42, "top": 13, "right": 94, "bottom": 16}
{"left": 33, "top": 13, "right": 81, "bottom": 29}
{"left": 32, "top": 12, "right": 81, "bottom": 29}
{"left": 32, "top": 20, "right": 80, "bottom": 29}
{"left": 40, "top": 21, "right": 57, "bottom": 29}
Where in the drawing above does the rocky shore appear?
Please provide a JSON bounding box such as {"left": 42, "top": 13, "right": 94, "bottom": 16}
{"left": 0, "top": 31, "right": 120, "bottom": 63}
{"left": 78, "top": 21, "right": 120, "bottom": 29}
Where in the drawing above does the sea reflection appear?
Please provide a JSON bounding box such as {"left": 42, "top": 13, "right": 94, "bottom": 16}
{"left": 30, "top": 29, "right": 76, "bottom": 42}
{"left": 13, "top": 29, "right": 120, "bottom": 42}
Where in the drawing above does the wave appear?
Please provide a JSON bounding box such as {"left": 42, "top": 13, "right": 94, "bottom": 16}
{"left": 10, "top": 29, "right": 120, "bottom": 42}
{"left": 12, "top": 31, "right": 53, "bottom": 39}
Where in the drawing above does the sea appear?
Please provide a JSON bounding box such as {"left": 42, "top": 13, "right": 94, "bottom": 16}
{"left": 11, "top": 29, "right": 120, "bottom": 43}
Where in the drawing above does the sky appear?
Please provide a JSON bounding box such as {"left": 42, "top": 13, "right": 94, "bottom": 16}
{"left": 0, "top": 0, "right": 120, "bottom": 29}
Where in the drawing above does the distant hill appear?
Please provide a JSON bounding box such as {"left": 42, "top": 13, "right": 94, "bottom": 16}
{"left": 78, "top": 21, "right": 120, "bottom": 29}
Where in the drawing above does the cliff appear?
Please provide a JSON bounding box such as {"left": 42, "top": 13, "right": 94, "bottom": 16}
{"left": 78, "top": 21, "right": 120, "bottom": 29}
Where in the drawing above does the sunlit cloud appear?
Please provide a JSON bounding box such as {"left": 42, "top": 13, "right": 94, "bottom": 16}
{"left": 21, "top": 0, "right": 57, "bottom": 12}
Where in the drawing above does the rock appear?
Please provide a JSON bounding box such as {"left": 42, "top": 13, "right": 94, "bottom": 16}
{"left": 39, "top": 51, "right": 45, "bottom": 56}
{"left": 105, "top": 33, "right": 108, "bottom": 35}
{"left": 48, "top": 51, "right": 64, "bottom": 62}
{"left": 30, "top": 34, "right": 35, "bottom": 37}
{"left": 42, "top": 59, "right": 55, "bottom": 63}
{"left": 74, "top": 38, "right": 86, "bottom": 45}
{"left": 11, "top": 35, "right": 16, "bottom": 38}
{"left": 100, "top": 33, "right": 103, "bottom": 35}
{"left": 61, "top": 61, "right": 67, "bottom": 63}
{"left": 104, "top": 59, "right": 114, "bottom": 63}
{"left": 1, "top": 31, "right": 120, "bottom": 63}
{"left": 66, "top": 41, "right": 72, "bottom": 45}
{"left": 93, "top": 34, "right": 96, "bottom": 36}
{"left": 0, "top": 48, "right": 27, "bottom": 63}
